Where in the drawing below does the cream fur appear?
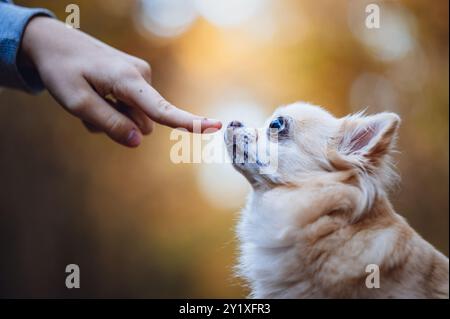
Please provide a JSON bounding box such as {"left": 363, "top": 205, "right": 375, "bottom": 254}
{"left": 225, "top": 102, "right": 449, "bottom": 299}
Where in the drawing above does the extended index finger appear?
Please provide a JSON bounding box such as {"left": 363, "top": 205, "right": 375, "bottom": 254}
{"left": 114, "top": 77, "right": 222, "bottom": 133}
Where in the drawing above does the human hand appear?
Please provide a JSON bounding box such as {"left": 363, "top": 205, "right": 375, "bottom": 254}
{"left": 20, "top": 17, "right": 222, "bottom": 147}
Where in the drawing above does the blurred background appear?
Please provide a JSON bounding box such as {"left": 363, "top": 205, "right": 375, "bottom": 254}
{"left": 0, "top": 0, "right": 448, "bottom": 298}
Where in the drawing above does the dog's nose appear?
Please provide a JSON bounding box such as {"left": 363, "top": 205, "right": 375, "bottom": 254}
{"left": 228, "top": 121, "right": 243, "bottom": 129}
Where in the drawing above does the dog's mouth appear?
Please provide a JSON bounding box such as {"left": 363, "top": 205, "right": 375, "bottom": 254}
{"left": 224, "top": 122, "right": 268, "bottom": 168}
{"left": 224, "top": 128, "right": 246, "bottom": 164}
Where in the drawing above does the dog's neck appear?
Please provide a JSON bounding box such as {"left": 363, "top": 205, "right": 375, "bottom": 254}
{"left": 248, "top": 173, "right": 395, "bottom": 238}
{"left": 238, "top": 174, "right": 401, "bottom": 298}
{"left": 255, "top": 169, "right": 393, "bottom": 219}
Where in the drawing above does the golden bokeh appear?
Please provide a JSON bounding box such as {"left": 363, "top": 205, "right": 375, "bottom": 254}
{"left": 0, "top": 0, "right": 448, "bottom": 297}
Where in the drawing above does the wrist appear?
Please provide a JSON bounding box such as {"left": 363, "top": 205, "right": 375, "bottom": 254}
{"left": 20, "top": 16, "right": 56, "bottom": 68}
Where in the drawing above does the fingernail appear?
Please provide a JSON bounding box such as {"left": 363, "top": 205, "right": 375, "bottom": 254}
{"left": 127, "top": 128, "right": 141, "bottom": 147}
{"left": 202, "top": 118, "right": 222, "bottom": 129}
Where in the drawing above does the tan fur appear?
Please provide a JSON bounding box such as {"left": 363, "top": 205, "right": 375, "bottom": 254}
{"left": 270, "top": 177, "right": 449, "bottom": 298}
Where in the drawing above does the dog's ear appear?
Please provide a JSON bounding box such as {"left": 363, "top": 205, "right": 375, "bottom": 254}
{"left": 335, "top": 112, "right": 400, "bottom": 168}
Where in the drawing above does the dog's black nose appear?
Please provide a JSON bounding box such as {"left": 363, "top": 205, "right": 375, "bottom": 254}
{"left": 228, "top": 120, "right": 243, "bottom": 129}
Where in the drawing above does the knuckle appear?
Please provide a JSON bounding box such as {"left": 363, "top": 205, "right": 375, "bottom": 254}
{"left": 68, "top": 92, "right": 91, "bottom": 115}
{"left": 116, "top": 64, "right": 141, "bottom": 82}
{"left": 157, "top": 98, "right": 173, "bottom": 112}
{"left": 112, "top": 72, "right": 141, "bottom": 99}
{"left": 105, "top": 113, "right": 125, "bottom": 135}
{"left": 112, "top": 67, "right": 142, "bottom": 98}
{"left": 136, "top": 60, "right": 152, "bottom": 76}
{"left": 155, "top": 99, "right": 174, "bottom": 121}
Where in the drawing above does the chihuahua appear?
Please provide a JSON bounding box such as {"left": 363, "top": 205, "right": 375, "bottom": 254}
{"left": 224, "top": 102, "right": 449, "bottom": 298}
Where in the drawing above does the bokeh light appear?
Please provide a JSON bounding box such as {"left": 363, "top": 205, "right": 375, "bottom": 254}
{"left": 348, "top": 1, "right": 416, "bottom": 61}
{"left": 1, "top": 0, "right": 448, "bottom": 298}
{"left": 137, "top": 0, "right": 198, "bottom": 38}
{"left": 194, "top": 0, "right": 269, "bottom": 28}
{"left": 350, "top": 73, "right": 398, "bottom": 113}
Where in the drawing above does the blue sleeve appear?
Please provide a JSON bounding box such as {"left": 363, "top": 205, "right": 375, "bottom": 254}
{"left": 0, "top": 0, "right": 55, "bottom": 93}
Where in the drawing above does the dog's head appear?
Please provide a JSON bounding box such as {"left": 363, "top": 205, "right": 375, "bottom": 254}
{"left": 225, "top": 102, "right": 400, "bottom": 193}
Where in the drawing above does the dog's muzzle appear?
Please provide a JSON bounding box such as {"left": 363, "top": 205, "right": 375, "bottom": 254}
{"left": 225, "top": 121, "right": 257, "bottom": 165}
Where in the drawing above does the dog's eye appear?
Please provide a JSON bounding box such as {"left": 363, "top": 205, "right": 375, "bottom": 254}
{"left": 269, "top": 117, "right": 285, "bottom": 131}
